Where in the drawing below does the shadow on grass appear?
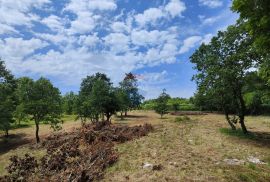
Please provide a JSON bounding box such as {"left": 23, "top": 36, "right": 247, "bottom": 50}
{"left": 124, "top": 115, "right": 148, "bottom": 119}
{"left": 220, "top": 128, "right": 270, "bottom": 147}
{"left": 10, "top": 124, "right": 31, "bottom": 130}
{"left": 0, "top": 133, "right": 31, "bottom": 155}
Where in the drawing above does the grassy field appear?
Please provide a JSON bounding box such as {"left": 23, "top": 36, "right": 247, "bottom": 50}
{"left": 1, "top": 111, "right": 270, "bottom": 181}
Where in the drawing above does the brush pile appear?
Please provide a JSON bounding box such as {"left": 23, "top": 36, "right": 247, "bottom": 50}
{"left": 1, "top": 121, "right": 153, "bottom": 182}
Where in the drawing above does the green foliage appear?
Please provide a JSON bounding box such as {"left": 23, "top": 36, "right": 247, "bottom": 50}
{"left": 0, "top": 60, "right": 17, "bottom": 136}
{"left": 115, "top": 88, "right": 129, "bottom": 119}
{"left": 20, "top": 77, "right": 62, "bottom": 143}
{"left": 120, "top": 73, "right": 144, "bottom": 113}
{"left": 244, "top": 92, "right": 262, "bottom": 115}
{"left": 62, "top": 92, "right": 77, "bottom": 115}
{"left": 175, "top": 116, "right": 191, "bottom": 123}
{"left": 141, "top": 97, "right": 197, "bottom": 111}
{"left": 190, "top": 22, "right": 260, "bottom": 133}
{"left": 232, "top": 0, "right": 270, "bottom": 53}
{"left": 154, "top": 89, "right": 170, "bottom": 118}
{"left": 77, "top": 73, "right": 119, "bottom": 123}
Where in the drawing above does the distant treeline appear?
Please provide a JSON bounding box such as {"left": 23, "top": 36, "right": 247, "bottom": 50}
{"left": 141, "top": 97, "right": 197, "bottom": 111}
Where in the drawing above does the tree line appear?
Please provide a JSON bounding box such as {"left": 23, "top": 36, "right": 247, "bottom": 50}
{"left": 190, "top": 0, "right": 270, "bottom": 134}
{"left": 0, "top": 62, "right": 143, "bottom": 143}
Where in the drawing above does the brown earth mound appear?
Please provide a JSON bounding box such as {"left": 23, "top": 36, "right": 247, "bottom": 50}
{"left": 0, "top": 121, "right": 153, "bottom": 182}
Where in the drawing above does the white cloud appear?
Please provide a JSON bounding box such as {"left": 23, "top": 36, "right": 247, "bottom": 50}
{"left": 179, "top": 36, "right": 202, "bottom": 54}
{"left": 199, "top": 15, "right": 221, "bottom": 25}
{"left": 79, "top": 34, "right": 100, "bottom": 47}
{"left": 165, "top": 0, "right": 186, "bottom": 18}
{"left": 131, "top": 30, "right": 177, "bottom": 47}
{"left": 104, "top": 33, "right": 130, "bottom": 53}
{"left": 41, "top": 15, "right": 64, "bottom": 32}
{"left": 68, "top": 12, "right": 96, "bottom": 34}
{"left": 88, "top": 0, "right": 117, "bottom": 11}
{"left": 111, "top": 21, "right": 130, "bottom": 33}
{"left": 201, "top": 33, "right": 213, "bottom": 44}
{"left": 65, "top": 0, "right": 116, "bottom": 12}
{"left": 0, "top": 38, "right": 48, "bottom": 58}
{"left": 0, "top": 0, "right": 50, "bottom": 26}
{"left": 0, "top": 23, "right": 18, "bottom": 35}
{"left": 135, "top": 8, "right": 164, "bottom": 26}
{"left": 199, "top": 0, "right": 223, "bottom": 8}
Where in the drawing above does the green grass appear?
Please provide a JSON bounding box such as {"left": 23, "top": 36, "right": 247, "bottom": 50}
{"left": 174, "top": 116, "right": 191, "bottom": 123}
{"left": 219, "top": 128, "right": 256, "bottom": 139}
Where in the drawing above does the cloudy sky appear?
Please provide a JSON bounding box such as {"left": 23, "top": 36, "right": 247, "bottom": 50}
{"left": 0, "top": 0, "right": 238, "bottom": 99}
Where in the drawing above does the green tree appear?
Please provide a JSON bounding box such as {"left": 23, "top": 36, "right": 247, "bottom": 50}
{"left": 154, "top": 89, "right": 170, "bottom": 118}
{"left": 232, "top": 0, "right": 270, "bottom": 52}
{"left": 120, "top": 73, "right": 144, "bottom": 116}
{"left": 0, "top": 60, "right": 17, "bottom": 137}
{"left": 14, "top": 77, "right": 33, "bottom": 126}
{"left": 190, "top": 23, "right": 259, "bottom": 134}
{"left": 62, "top": 92, "right": 77, "bottom": 115}
{"left": 78, "top": 73, "right": 119, "bottom": 123}
{"left": 115, "top": 88, "right": 129, "bottom": 120}
{"left": 21, "top": 77, "right": 62, "bottom": 143}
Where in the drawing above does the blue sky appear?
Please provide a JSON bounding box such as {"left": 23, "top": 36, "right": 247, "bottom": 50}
{"left": 0, "top": 0, "right": 238, "bottom": 99}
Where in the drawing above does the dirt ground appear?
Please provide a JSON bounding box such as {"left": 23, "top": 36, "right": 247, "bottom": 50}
{"left": 0, "top": 111, "right": 270, "bottom": 181}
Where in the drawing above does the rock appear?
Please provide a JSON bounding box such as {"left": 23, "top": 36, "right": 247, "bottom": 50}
{"left": 223, "top": 158, "right": 245, "bottom": 165}
{"left": 247, "top": 156, "right": 266, "bottom": 164}
{"left": 143, "top": 162, "right": 153, "bottom": 169}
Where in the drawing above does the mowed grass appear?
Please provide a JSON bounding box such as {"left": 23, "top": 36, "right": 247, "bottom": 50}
{"left": 0, "top": 111, "right": 270, "bottom": 181}
{"left": 102, "top": 112, "right": 270, "bottom": 182}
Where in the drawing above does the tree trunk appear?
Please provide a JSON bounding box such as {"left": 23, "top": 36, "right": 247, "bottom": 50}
{"left": 106, "top": 113, "right": 111, "bottom": 121}
{"left": 125, "top": 111, "right": 127, "bottom": 116}
{"left": 238, "top": 92, "right": 248, "bottom": 134}
{"left": 5, "top": 129, "right": 9, "bottom": 137}
{"left": 225, "top": 113, "right": 236, "bottom": 130}
{"left": 239, "top": 115, "right": 248, "bottom": 134}
{"left": 35, "top": 120, "right": 40, "bottom": 143}
{"left": 120, "top": 112, "right": 123, "bottom": 120}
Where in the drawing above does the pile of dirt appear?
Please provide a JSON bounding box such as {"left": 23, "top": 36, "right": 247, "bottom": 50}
{"left": 0, "top": 122, "right": 153, "bottom": 182}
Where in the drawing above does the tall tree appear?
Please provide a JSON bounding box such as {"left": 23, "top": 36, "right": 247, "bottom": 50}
{"left": 0, "top": 60, "right": 17, "bottom": 137}
{"left": 154, "top": 89, "right": 170, "bottom": 118}
{"left": 119, "top": 73, "right": 144, "bottom": 116}
{"left": 190, "top": 23, "right": 259, "bottom": 134}
{"left": 78, "top": 73, "right": 119, "bottom": 123}
{"left": 21, "top": 77, "right": 62, "bottom": 143}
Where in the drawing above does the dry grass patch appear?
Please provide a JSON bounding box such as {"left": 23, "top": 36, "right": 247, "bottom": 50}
{"left": 102, "top": 112, "right": 270, "bottom": 182}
